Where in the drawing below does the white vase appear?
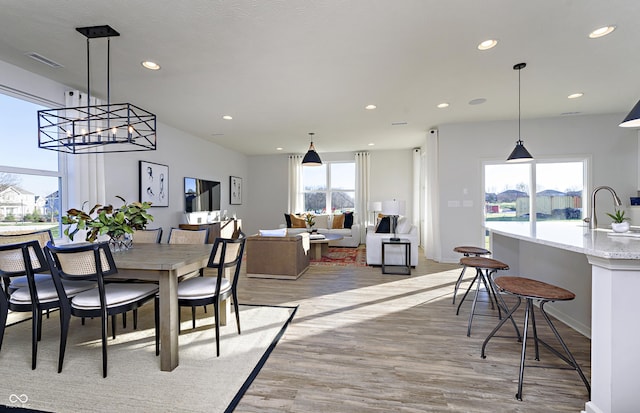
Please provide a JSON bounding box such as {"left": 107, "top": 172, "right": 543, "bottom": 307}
{"left": 611, "top": 222, "right": 630, "bottom": 233}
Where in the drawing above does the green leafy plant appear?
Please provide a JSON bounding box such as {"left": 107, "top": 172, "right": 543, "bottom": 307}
{"left": 605, "top": 209, "right": 629, "bottom": 224}
{"left": 62, "top": 195, "right": 153, "bottom": 242}
{"left": 304, "top": 212, "right": 315, "bottom": 228}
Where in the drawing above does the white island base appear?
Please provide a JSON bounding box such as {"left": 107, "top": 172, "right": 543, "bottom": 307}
{"left": 487, "top": 222, "right": 640, "bottom": 413}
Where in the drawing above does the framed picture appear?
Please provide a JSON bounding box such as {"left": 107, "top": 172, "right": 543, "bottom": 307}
{"left": 230, "top": 176, "right": 242, "bottom": 205}
{"left": 139, "top": 161, "right": 169, "bottom": 207}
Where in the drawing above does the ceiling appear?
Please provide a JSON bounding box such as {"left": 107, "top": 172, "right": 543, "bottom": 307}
{"left": 0, "top": 1, "right": 638, "bottom": 156}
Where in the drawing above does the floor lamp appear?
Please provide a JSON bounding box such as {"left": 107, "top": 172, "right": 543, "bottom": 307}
{"left": 381, "top": 199, "right": 406, "bottom": 241}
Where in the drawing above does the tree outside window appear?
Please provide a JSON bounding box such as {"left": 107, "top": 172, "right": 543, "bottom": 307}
{"left": 303, "top": 162, "right": 355, "bottom": 214}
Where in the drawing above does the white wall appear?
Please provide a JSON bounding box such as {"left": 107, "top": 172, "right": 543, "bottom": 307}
{"left": 104, "top": 123, "right": 248, "bottom": 242}
{"left": 245, "top": 149, "right": 416, "bottom": 236}
{"left": 437, "top": 113, "right": 638, "bottom": 263}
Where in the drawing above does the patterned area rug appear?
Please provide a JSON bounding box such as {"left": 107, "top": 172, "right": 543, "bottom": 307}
{"left": 310, "top": 245, "right": 367, "bottom": 266}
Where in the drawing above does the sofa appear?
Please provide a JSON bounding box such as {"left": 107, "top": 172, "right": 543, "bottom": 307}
{"left": 365, "top": 216, "right": 419, "bottom": 267}
{"left": 281, "top": 212, "right": 361, "bottom": 247}
{"left": 246, "top": 232, "right": 310, "bottom": 280}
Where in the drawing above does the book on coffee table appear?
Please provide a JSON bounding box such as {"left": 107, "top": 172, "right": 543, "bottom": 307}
{"left": 309, "top": 234, "right": 326, "bottom": 240}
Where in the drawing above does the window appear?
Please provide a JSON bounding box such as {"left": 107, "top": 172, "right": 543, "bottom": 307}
{"left": 302, "top": 162, "right": 355, "bottom": 213}
{"left": 0, "top": 92, "right": 63, "bottom": 237}
{"left": 484, "top": 159, "right": 585, "bottom": 224}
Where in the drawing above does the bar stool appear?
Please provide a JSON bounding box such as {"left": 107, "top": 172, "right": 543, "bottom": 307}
{"left": 456, "top": 256, "right": 518, "bottom": 337}
{"left": 481, "top": 276, "right": 590, "bottom": 401}
{"left": 452, "top": 246, "right": 491, "bottom": 304}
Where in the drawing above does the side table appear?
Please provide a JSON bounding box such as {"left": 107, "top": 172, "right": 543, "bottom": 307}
{"left": 381, "top": 238, "right": 411, "bottom": 275}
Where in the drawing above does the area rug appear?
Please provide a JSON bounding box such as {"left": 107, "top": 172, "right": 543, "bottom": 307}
{"left": 0, "top": 304, "right": 297, "bottom": 413}
{"left": 310, "top": 245, "right": 367, "bottom": 267}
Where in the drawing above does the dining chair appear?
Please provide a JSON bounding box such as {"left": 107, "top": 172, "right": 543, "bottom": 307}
{"left": 0, "top": 229, "right": 54, "bottom": 296}
{"left": 45, "top": 241, "right": 159, "bottom": 378}
{"left": 131, "top": 228, "right": 163, "bottom": 244}
{"left": 159, "top": 232, "right": 245, "bottom": 357}
{"left": 0, "top": 240, "right": 96, "bottom": 369}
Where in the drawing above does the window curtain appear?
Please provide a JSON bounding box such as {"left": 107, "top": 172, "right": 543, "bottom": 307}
{"left": 355, "top": 152, "right": 370, "bottom": 241}
{"left": 424, "top": 130, "right": 441, "bottom": 261}
{"left": 412, "top": 148, "right": 421, "bottom": 244}
{"left": 64, "top": 90, "right": 106, "bottom": 223}
{"left": 287, "top": 155, "right": 303, "bottom": 213}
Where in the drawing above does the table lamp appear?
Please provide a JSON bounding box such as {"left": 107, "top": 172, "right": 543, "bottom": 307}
{"left": 381, "top": 199, "right": 406, "bottom": 241}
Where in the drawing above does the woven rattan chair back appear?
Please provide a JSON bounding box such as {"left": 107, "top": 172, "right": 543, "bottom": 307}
{"left": 168, "top": 228, "right": 208, "bottom": 244}
{"left": 131, "top": 228, "right": 163, "bottom": 244}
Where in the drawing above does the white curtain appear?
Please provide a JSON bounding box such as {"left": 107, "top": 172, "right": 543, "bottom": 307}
{"left": 287, "top": 155, "right": 303, "bottom": 213}
{"left": 64, "top": 90, "right": 106, "bottom": 217}
{"left": 412, "top": 148, "right": 421, "bottom": 243}
{"left": 425, "top": 130, "right": 442, "bottom": 261}
{"left": 355, "top": 152, "right": 370, "bottom": 241}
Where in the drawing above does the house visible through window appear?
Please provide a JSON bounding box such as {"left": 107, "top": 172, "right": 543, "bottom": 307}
{"left": 484, "top": 160, "right": 586, "bottom": 224}
{"left": 0, "top": 92, "right": 63, "bottom": 237}
{"left": 302, "top": 162, "right": 355, "bottom": 213}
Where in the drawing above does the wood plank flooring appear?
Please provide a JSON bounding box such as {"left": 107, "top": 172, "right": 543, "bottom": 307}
{"left": 235, "top": 248, "right": 591, "bottom": 412}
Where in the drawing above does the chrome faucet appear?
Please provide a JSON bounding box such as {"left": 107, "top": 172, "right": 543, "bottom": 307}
{"left": 585, "top": 186, "right": 622, "bottom": 229}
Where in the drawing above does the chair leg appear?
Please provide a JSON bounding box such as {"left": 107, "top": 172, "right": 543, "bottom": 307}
{"left": 111, "top": 314, "right": 117, "bottom": 339}
{"left": 37, "top": 309, "right": 44, "bottom": 341}
{"left": 154, "top": 296, "right": 160, "bottom": 356}
{"left": 481, "top": 296, "right": 522, "bottom": 359}
{"left": 133, "top": 309, "right": 138, "bottom": 330}
{"left": 191, "top": 306, "right": 196, "bottom": 329}
{"left": 101, "top": 313, "right": 109, "bottom": 378}
{"left": 122, "top": 312, "right": 127, "bottom": 329}
{"left": 213, "top": 300, "right": 220, "bottom": 357}
{"left": 452, "top": 265, "right": 467, "bottom": 305}
{"left": 456, "top": 271, "right": 479, "bottom": 315}
{"left": 232, "top": 291, "right": 241, "bottom": 335}
{"left": 467, "top": 271, "right": 484, "bottom": 337}
{"left": 516, "top": 299, "right": 533, "bottom": 401}
{"left": 0, "top": 301, "right": 7, "bottom": 351}
{"left": 31, "top": 307, "right": 39, "bottom": 370}
{"left": 58, "top": 310, "right": 71, "bottom": 373}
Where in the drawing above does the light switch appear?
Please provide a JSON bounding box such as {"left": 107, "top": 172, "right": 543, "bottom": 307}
{"left": 448, "top": 200, "right": 461, "bottom": 207}
{"left": 463, "top": 200, "right": 473, "bottom": 207}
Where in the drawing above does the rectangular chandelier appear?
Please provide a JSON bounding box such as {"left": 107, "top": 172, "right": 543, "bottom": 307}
{"left": 38, "top": 103, "right": 156, "bottom": 154}
{"left": 37, "top": 25, "right": 157, "bottom": 154}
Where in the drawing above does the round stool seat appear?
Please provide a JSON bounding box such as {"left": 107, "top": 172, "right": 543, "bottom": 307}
{"left": 454, "top": 246, "right": 490, "bottom": 255}
{"left": 459, "top": 256, "right": 509, "bottom": 271}
{"left": 494, "top": 276, "right": 575, "bottom": 301}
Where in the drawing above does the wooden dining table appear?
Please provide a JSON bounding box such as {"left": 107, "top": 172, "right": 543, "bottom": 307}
{"left": 110, "top": 242, "right": 219, "bottom": 371}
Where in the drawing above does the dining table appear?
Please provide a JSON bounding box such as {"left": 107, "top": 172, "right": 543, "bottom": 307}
{"left": 110, "top": 242, "right": 221, "bottom": 372}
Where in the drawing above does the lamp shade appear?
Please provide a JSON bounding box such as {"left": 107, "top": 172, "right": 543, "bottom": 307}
{"left": 619, "top": 99, "right": 640, "bottom": 128}
{"left": 381, "top": 199, "right": 406, "bottom": 216}
{"left": 506, "top": 139, "right": 533, "bottom": 162}
{"left": 302, "top": 143, "right": 322, "bottom": 166}
{"left": 369, "top": 201, "right": 382, "bottom": 211}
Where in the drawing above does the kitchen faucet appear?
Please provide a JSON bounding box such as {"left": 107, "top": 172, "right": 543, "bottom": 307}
{"left": 585, "top": 186, "right": 622, "bottom": 229}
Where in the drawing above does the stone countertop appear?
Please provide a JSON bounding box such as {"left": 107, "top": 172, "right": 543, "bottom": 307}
{"left": 485, "top": 221, "right": 640, "bottom": 260}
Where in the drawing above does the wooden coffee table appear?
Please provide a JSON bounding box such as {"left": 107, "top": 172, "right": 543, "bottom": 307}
{"left": 309, "top": 233, "right": 344, "bottom": 260}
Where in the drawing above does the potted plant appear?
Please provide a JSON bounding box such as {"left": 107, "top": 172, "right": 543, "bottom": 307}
{"left": 304, "top": 212, "right": 317, "bottom": 233}
{"left": 606, "top": 209, "right": 630, "bottom": 233}
{"left": 62, "top": 196, "right": 154, "bottom": 250}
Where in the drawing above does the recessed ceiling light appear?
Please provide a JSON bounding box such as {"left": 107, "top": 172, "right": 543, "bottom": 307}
{"left": 589, "top": 26, "right": 616, "bottom": 38}
{"left": 391, "top": 121, "right": 408, "bottom": 126}
{"left": 222, "top": 115, "right": 233, "bottom": 120}
{"left": 568, "top": 93, "right": 584, "bottom": 99}
{"left": 437, "top": 103, "right": 449, "bottom": 108}
{"left": 368, "top": 143, "right": 375, "bottom": 146}
{"left": 276, "top": 147, "right": 283, "bottom": 151}
{"left": 477, "top": 39, "right": 498, "bottom": 50}
{"left": 141, "top": 61, "right": 161, "bottom": 70}
{"left": 468, "top": 98, "right": 487, "bottom": 105}
{"left": 365, "top": 104, "right": 377, "bottom": 110}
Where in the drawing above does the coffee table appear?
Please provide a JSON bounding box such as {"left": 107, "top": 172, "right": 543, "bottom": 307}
{"left": 309, "top": 233, "right": 344, "bottom": 260}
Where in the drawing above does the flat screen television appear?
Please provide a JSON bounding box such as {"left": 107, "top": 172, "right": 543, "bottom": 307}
{"left": 184, "top": 177, "right": 221, "bottom": 213}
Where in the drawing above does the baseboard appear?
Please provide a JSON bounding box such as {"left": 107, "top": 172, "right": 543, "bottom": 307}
{"left": 247, "top": 266, "right": 309, "bottom": 280}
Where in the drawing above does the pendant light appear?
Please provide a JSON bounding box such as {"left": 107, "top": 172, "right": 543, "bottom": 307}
{"left": 619, "top": 99, "right": 640, "bottom": 128}
{"left": 302, "top": 132, "right": 322, "bottom": 166}
{"left": 38, "top": 25, "right": 156, "bottom": 154}
{"left": 507, "top": 62, "right": 533, "bottom": 162}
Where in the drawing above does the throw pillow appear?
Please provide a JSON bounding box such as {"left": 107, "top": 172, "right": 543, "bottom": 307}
{"left": 290, "top": 214, "right": 306, "bottom": 228}
{"left": 343, "top": 211, "right": 354, "bottom": 229}
{"left": 395, "top": 216, "right": 412, "bottom": 234}
{"left": 259, "top": 228, "right": 287, "bottom": 237}
{"left": 284, "top": 213, "right": 292, "bottom": 228}
{"left": 375, "top": 216, "right": 391, "bottom": 233}
{"left": 314, "top": 214, "right": 330, "bottom": 229}
{"left": 332, "top": 214, "right": 345, "bottom": 229}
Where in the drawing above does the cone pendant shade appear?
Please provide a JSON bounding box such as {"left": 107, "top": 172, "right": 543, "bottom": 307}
{"left": 619, "top": 99, "right": 640, "bottom": 128}
{"left": 302, "top": 132, "right": 322, "bottom": 166}
{"left": 506, "top": 62, "right": 533, "bottom": 163}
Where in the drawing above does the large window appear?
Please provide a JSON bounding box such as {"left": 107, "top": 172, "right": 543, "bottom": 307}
{"left": 302, "top": 162, "right": 355, "bottom": 213}
{"left": 484, "top": 159, "right": 585, "bottom": 223}
{"left": 0, "top": 92, "right": 63, "bottom": 237}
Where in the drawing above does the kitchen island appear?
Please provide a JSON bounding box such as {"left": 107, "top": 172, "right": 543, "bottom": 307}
{"left": 486, "top": 221, "right": 640, "bottom": 413}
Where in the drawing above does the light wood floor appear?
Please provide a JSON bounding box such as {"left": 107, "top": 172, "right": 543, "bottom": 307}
{"left": 235, "top": 247, "right": 591, "bottom": 412}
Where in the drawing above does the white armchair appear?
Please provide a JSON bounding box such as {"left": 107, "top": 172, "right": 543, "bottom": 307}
{"left": 365, "top": 220, "right": 419, "bottom": 267}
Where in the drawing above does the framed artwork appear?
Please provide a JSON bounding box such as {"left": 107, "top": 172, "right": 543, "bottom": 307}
{"left": 139, "top": 161, "right": 169, "bottom": 207}
{"left": 230, "top": 176, "right": 242, "bottom": 205}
